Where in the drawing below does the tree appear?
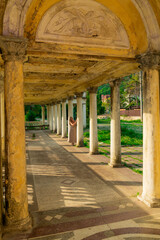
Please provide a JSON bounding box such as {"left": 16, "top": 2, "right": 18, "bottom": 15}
{"left": 120, "top": 73, "right": 140, "bottom": 109}
{"left": 25, "top": 105, "right": 42, "bottom": 121}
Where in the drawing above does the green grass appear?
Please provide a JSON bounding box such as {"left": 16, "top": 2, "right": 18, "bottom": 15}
{"left": 120, "top": 119, "right": 142, "bottom": 124}
{"left": 84, "top": 124, "right": 142, "bottom": 146}
{"left": 97, "top": 118, "right": 142, "bottom": 124}
{"left": 97, "top": 118, "right": 111, "bottom": 124}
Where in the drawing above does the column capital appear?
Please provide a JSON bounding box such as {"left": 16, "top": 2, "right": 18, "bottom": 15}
{"left": 62, "top": 98, "right": 66, "bottom": 103}
{"left": 68, "top": 96, "right": 74, "bottom": 100}
{"left": 0, "top": 36, "right": 28, "bottom": 62}
{"left": 75, "top": 92, "right": 83, "bottom": 98}
{"left": 136, "top": 52, "right": 160, "bottom": 70}
{"left": 110, "top": 79, "right": 121, "bottom": 87}
{"left": 88, "top": 87, "right": 98, "bottom": 93}
{"left": 57, "top": 101, "right": 61, "bottom": 104}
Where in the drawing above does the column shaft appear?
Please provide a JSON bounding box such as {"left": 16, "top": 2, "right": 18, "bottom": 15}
{"left": 109, "top": 81, "right": 121, "bottom": 167}
{"left": 77, "top": 94, "right": 84, "bottom": 147}
{"left": 83, "top": 103, "right": 87, "bottom": 128}
{"left": 57, "top": 103, "right": 61, "bottom": 135}
{"left": 41, "top": 106, "right": 45, "bottom": 125}
{"left": 1, "top": 92, "right": 5, "bottom": 163}
{"left": 140, "top": 69, "right": 160, "bottom": 207}
{"left": 53, "top": 104, "right": 57, "bottom": 132}
{"left": 0, "top": 93, "right": 2, "bottom": 232}
{"left": 47, "top": 105, "right": 50, "bottom": 125}
{"left": 49, "top": 106, "right": 53, "bottom": 131}
{"left": 4, "top": 59, "right": 29, "bottom": 227}
{"left": 68, "top": 98, "right": 73, "bottom": 141}
{"left": 90, "top": 91, "right": 98, "bottom": 154}
{"left": 62, "top": 101, "right": 67, "bottom": 138}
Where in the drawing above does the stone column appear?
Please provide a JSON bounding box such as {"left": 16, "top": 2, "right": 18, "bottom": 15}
{"left": 0, "top": 92, "right": 3, "bottom": 235}
{"left": 76, "top": 93, "right": 84, "bottom": 147}
{"left": 137, "top": 52, "right": 160, "bottom": 207}
{"left": 0, "top": 37, "right": 30, "bottom": 228}
{"left": 57, "top": 102, "right": 61, "bottom": 135}
{"left": 68, "top": 96, "right": 74, "bottom": 141}
{"left": 47, "top": 105, "right": 50, "bottom": 125}
{"left": 41, "top": 105, "right": 45, "bottom": 125}
{"left": 1, "top": 91, "right": 5, "bottom": 162}
{"left": 49, "top": 105, "right": 53, "bottom": 131}
{"left": 89, "top": 87, "right": 98, "bottom": 154}
{"left": 62, "top": 99, "right": 67, "bottom": 138}
{"left": 82, "top": 103, "right": 87, "bottom": 128}
{"left": 82, "top": 93, "right": 87, "bottom": 128}
{"left": 53, "top": 104, "right": 57, "bottom": 132}
{"left": 109, "top": 80, "right": 121, "bottom": 168}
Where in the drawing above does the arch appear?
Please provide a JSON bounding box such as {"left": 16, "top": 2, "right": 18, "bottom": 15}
{"left": 2, "top": 0, "right": 160, "bottom": 54}
{"left": 24, "top": 0, "right": 148, "bottom": 56}
{"left": 2, "top": 0, "right": 32, "bottom": 37}
{"left": 2, "top": 0, "right": 150, "bottom": 56}
{"left": 131, "top": 0, "right": 160, "bottom": 51}
{"left": 35, "top": 0, "right": 130, "bottom": 50}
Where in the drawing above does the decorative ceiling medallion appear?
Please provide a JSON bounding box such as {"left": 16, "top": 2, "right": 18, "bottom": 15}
{"left": 36, "top": 0, "right": 130, "bottom": 49}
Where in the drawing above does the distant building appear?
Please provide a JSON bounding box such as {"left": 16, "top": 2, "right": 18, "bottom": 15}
{"left": 101, "top": 94, "right": 110, "bottom": 103}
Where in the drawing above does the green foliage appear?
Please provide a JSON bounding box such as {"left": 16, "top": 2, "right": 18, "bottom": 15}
{"left": 120, "top": 73, "right": 140, "bottom": 109}
{"left": 97, "top": 73, "right": 141, "bottom": 111}
{"left": 32, "top": 133, "right": 36, "bottom": 139}
{"left": 25, "top": 105, "right": 42, "bottom": 121}
{"left": 84, "top": 139, "right": 89, "bottom": 148}
{"left": 97, "top": 93, "right": 105, "bottom": 115}
{"left": 73, "top": 104, "right": 77, "bottom": 120}
{"left": 25, "top": 110, "right": 36, "bottom": 121}
{"left": 98, "top": 84, "right": 110, "bottom": 95}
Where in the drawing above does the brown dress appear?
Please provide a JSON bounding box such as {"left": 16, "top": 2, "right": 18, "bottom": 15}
{"left": 69, "top": 123, "right": 77, "bottom": 145}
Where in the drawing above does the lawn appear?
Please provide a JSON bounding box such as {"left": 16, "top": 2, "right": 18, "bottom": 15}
{"left": 84, "top": 120, "right": 143, "bottom": 146}
{"left": 84, "top": 119, "right": 143, "bottom": 175}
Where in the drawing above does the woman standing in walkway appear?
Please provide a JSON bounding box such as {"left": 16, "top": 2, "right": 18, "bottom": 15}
{"left": 69, "top": 117, "right": 77, "bottom": 145}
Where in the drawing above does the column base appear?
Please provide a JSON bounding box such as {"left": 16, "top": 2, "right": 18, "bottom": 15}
{"left": 138, "top": 194, "right": 160, "bottom": 208}
{"left": 76, "top": 143, "right": 84, "bottom": 147}
{"left": 89, "top": 151, "right": 99, "bottom": 155}
{"left": 109, "top": 162, "right": 122, "bottom": 168}
{"left": 5, "top": 215, "right": 31, "bottom": 232}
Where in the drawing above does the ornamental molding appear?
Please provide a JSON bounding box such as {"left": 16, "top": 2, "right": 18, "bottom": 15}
{"left": 75, "top": 92, "right": 84, "bottom": 98}
{"left": 62, "top": 98, "right": 67, "bottom": 103}
{"left": 136, "top": 52, "right": 160, "bottom": 70}
{"left": 0, "top": 36, "right": 27, "bottom": 62}
{"left": 68, "top": 96, "right": 74, "bottom": 100}
{"left": 88, "top": 87, "right": 98, "bottom": 93}
{"left": 110, "top": 78, "right": 121, "bottom": 87}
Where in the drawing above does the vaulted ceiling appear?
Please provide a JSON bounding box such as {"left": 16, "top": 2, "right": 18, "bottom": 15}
{"left": 0, "top": 0, "right": 160, "bottom": 104}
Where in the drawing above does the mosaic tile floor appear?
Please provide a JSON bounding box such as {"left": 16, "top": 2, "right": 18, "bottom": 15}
{"left": 3, "top": 130, "right": 160, "bottom": 240}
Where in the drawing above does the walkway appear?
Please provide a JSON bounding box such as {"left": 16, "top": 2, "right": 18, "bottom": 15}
{"left": 4, "top": 130, "right": 160, "bottom": 240}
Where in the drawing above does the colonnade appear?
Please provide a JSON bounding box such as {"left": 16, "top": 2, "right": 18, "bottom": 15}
{"left": 0, "top": 37, "right": 159, "bottom": 233}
